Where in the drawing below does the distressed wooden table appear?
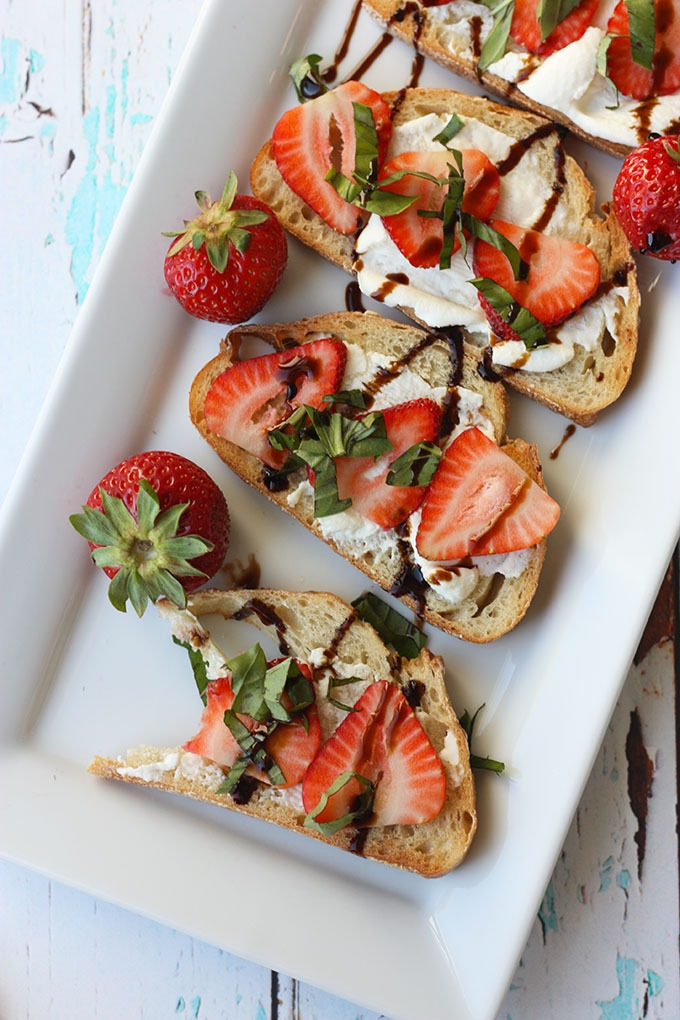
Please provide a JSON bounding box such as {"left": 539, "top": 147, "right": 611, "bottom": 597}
{"left": 1, "top": 3, "right": 678, "bottom": 1017}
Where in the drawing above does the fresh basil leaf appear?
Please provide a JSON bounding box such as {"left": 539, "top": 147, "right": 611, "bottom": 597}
{"left": 625, "top": 0, "right": 655, "bottom": 71}
{"left": 433, "top": 113, "right": 465, "bottom": 145}
{"left": 471, "top": 277, "right": 547, "bottom": 349}
{"left": 478, "top": 0, "right": 515, "bottom": 73}
{"left": 305, "top": 452, "right": 351, "bottom": 518}
{"left": 322, "top": 389, "right": 368, "bottom": 409}
{"left": 595, "top": 33, "right": 621, "bottom": 109}
{"left": 172, "top": 635, "right": 212, "bottom": 704}
{"left": 303, "top": 770, "right": 375, "bottom": 835}
{"left": 361, "top": 187, "right": 421, "bottom": 217}
{"left": 289, "top": 54, "right": 328, "bottom": 102}
{"left": 462, "top": 214, "right": 527, "bottom": 280}
{"left": 386, "top": 441, "right": 442, "bottom": 488}
{"left": 325, "top": 101, "right": 380, "bottom": 207}
{"left": 459, "top": 705, "right": 506, "bottom": 774}
{"left": 438, "top": 152, "right": 466, "bottom": 269}
{"left": 327, "top": 674, "right": 365, "bottom": 711}
{"left": 226, "top": 643, "right": 269, "bottom": 720}
{"left": 217, "top": 754, "right": 250, "bottom": 795}
{"left": 351, "top": 591, "right": 427, "bottom": 659}
{"left": 536, "top": 0, "right": 581, "bottom": 40}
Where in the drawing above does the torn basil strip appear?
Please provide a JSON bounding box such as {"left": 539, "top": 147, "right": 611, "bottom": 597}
{"left": 352, "top": 591, "right": 427, "bottom": 659}
{"left": 438, "top": 153, "right": 466, "bottom": 270}
{"left": 289, "top": 54, "right": 328, "bottom": 102}
{"left": 322, "top": 389, "right": 368, "bottom": 409}
{"left": 536, "top": 0, "right": 582, "bottom": 41}
{"left": 625, "top": 0, "right": 656, "bottom": 71}
{"left": 477, "top": 0, "right": 515, "bottom": 73}
{"left": 303, "top": 771, "right": 375, "bottom": 835}
{"left": 595, "top": 33, "right": 621, "bottom": 109}
{"left": 471, "top": 277, "right": 547, "bottom": 349}
{"left": 459, "top": 705, "right": 506, "bottom": 774}
{"left": 172, "top": 636, "right": 212, "bottom": 703}
{"left": 433, "top": 113, "right": 465, "bottom": 145}
{"left": 463, "top": 215, "right": 527, "bottom": 280}
{"left": 386, "top": 441, "right": 442, "bottom": 488}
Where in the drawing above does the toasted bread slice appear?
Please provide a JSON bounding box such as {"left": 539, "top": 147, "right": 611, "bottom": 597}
{"left": 189, "top": 311, "right": 552, "bottom": 643}
{"left": 89, "top": 589, "right": 477, "bottom": 877}
{"left": 361, "top": 0, "right": 679, "bottom": 158}
{"left": 250, "top": 86, "right": 639, "bottom": 426}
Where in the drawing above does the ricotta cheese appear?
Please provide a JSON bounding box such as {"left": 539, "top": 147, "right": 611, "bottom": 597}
{"left": 354, "top": 113, "right": 628, "bottom": 373}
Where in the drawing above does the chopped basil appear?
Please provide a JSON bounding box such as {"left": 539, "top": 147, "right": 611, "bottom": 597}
{"left": 289, "top": 54, "right": 328, "bottom": 102}
{"left": 303, "top": 770, "right": 375, "bottom": 835}
{"left": 463, "top": 215, "right": 527, "bottom": 280}
{"left": 595, "top": 33, "right": 621, "bottom": 108}
{"left": 536, "top": 0, "right": 582, "bottom": 41}
{"left": 386, "top": 440, "right": 442, "bottom": 488}
{"left": 352, "top": 591, "right": 427, "bottom": 659}
{"left": 625, "top": 0, "right": 656, "bottom": 71}
{"left": 172, "top": 635, "right": 212, "bottom": 704}
{"left": 327, "top": 675, "right": 365, "bottom": 712}
{"left": 433, "top": 113, "right": 465, "bottom": 145}
{"left": 459, "top": 705, "right": 505, "bottom": 774}
{"left": 471, "top": 277, "right": 547, "bottom": 349}
{"left": 477, "top": 0, "right": 515, "bottom": 73}
{"left": 322, "top": 389, "right": 368, "bottom": 409}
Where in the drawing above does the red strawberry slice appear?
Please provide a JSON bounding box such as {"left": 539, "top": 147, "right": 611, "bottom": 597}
{"left": 470, "top": 471, "right": 560, "bottom": 556}
{"left": 472, "top": 219, "right": 600, "bottom": 338}
{"left": 379, "top": 149, "right": 500, "bottom": 268}
{"left": 416, "top": 427, "right": 529, "bottom": 561}
{"left": 510, "top": 0, "right": 599, "bottom": 56}
{"left": 184, "top": 667, "right": 321, "bottom": 788}
{"left": 606, "top": 0, "right": 680, "bottom": 100}
{"left": 301, "top": 680, "right": 446, "bottom": 828}
{"left": 335, "top": 399, "right": 442, "bottom": 529}
{"left": 204, "top": 338, "right": 347, "bottom": 468}
{"left": 271, "top": 80, "right": 392, "bottom": 234}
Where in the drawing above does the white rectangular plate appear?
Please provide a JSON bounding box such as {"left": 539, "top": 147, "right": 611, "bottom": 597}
{"left": 1, "top": 3, "right": 679, "bottom": 1019}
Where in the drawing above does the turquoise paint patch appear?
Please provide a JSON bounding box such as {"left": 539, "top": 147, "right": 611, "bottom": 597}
{"left": 190, "top": 996, "right": 201, "bottom": 1018}
{"left": 65, "top": 105, "right": 130, "bottom": 302}
{"left": 599, "top": 856, "right": 615, "bottom": 892}
{"left": 175, "top": 997, "right": 185, "bottom": 1013}
{"left": 29, "top": 49, "right": 44, "bottom": 73}
{"left": 538, "top": 879, "right": 558, "bottom": 938}
{"left": 0, "top": 38, "right": 23, "bottom": 104}
{"left": 596, "top": 955, "right": 640, "bottom": 1020}
{"left": 130, "top": 112, "right": 152, "bottom": 126}
{"left": 44, "top": 233, "right": 54, "bottom": 246}
{"left": 647, "top": 970, "right": 664, "bottom": 996}
{"left": 616, "top": 868, "right": 630, "bottom": 891}
{"left": 610, "top": 766, "right": 619, "bottom": 781}
{"left": 255, "top": 1006, "right": 267, "bottom": 1020}
{"left": 0, "top": 113, "right": 6, "bottom": 135}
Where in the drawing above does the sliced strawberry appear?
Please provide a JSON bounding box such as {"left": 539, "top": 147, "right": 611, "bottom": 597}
{"left": 301, "top": 680, "right": 446, "bottom": 828}
{"left": 335, "top": 399, "right": 442, "bottom": 529}
{"left": 472, "top": 219, "right": 600, "bottom": 338}
{"left": 184, "top": 666, "right": 321, "bottom": 788}
{"left": 204, "top": 338, "right": 347, "bottom": 468}
{"left": 271, "top": 80, "right": 392, "bottom": 234}
{"left": 379, "top": 149, "right": 500, "bottom": 268}
{"left": 470, "top": 472, "right": 560, "bottom": 556}
{"left": 606, "top": 0, "right": 680, "bottom": 100}
{"left": 510, "top": 0, "right": 599, "bottom": 55}
{"left": 416, "top": 427, "right": 530, "bottom": 561}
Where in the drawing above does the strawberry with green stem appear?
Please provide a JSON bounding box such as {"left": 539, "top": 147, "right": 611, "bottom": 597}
{"left": 163, "top": 172, "right": 287, "bottom": 324}
{"left": 70, "top": 451, "right": 230, "bottom": 616}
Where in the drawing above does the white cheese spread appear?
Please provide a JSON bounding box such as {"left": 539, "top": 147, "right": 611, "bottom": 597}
{"left": 354, "top": 113, "right": 628, "bottom": 373}
{"left": 428, "top": 2, "right": 680, "bottom": 148}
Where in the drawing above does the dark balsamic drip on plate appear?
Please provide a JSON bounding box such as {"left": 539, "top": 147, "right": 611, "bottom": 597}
{"left": 232, "top": 598, "right": 291, "bottom": 655}
{"left": 549, "top": 423, "right": 576, "bottom": 460}
{"left": 230, "top": 774, "right": 259, "bottom": 805}
{"left": 219, "top": 553, "right": 262, "bottom": 590}
{"left": 342, "top": 32, "right": 394, "bottom": 84}
{"left": 322, "top": 0, "right": 362, "bottom": 84}
{"left": 345, "top": 280, "right": 366, "bottom": 312}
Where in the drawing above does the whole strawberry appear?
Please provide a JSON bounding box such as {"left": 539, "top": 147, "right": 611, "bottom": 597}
{"left": 70, "top": 451, "right": 230, "bottom": 616}
{"left": 163, "top": 171, "right": 287, "bottom": 323}
{"left": 613, "top": 135, "right": 680, "bottom": 261}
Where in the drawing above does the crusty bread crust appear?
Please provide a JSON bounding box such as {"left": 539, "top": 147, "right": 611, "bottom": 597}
{"left": 362, "top": 0, "right": 650, "bottom": 158}
{"left": 250, "top": 87, "right": 640, "bottom": 426}
{"left": 189, "top": 311, "right": 550, "bottom": 643}
{"left": 89, "top": 589, "right": 477, "bottom": 877}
